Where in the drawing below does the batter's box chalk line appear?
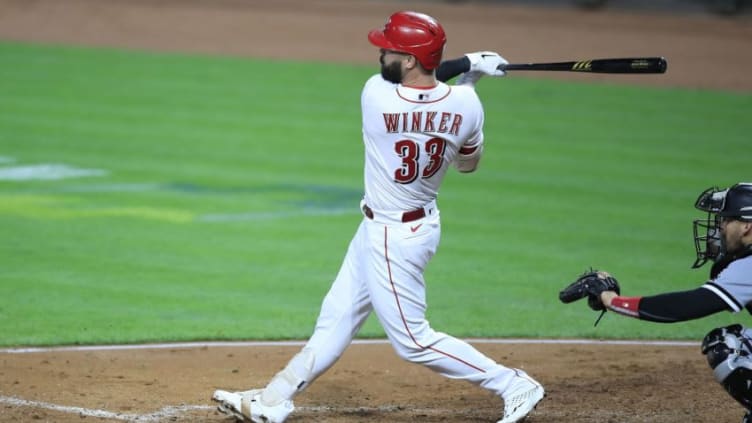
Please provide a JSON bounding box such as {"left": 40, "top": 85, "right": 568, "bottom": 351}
{"left": 0, "top": 395, "right": 212, "bottom": 422}
{"left": 1, "top": 395, "right": 468, "bottom": 421}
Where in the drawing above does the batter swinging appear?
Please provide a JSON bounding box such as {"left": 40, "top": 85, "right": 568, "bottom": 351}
{"left": 213, "top": 11, "right": 545, "bottom": 423}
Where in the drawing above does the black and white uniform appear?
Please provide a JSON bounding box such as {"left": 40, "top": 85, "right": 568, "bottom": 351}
{"left": 703, "top": 254, "right": 752, "bottom": 314}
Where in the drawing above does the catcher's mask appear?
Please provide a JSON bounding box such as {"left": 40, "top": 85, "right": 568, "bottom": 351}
{"left": 702, "top": 324, "right": 752, "bottom": 410}
{"left": 368, "top": 11, "right": 446, "bottom": 70}
{"left": 692, "top": 183, "right": 752, "bottom": 268}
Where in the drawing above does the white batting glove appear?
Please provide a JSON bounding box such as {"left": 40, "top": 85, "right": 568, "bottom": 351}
{"left": 465, "top": 51, "right": 508, "bottom": 77}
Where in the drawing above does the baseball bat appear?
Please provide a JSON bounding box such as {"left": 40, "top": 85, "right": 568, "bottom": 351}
{"left": 498, "top": 57, "right": 667, "bottom": 74}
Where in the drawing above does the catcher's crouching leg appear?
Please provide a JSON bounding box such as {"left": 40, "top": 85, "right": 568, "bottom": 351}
{"left": 702, "top": 324, "right": 752, "bottom": 415}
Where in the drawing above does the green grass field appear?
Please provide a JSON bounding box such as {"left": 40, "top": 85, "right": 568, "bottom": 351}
{"left": 0, "top": 42, "right": 749, "bottom": 346}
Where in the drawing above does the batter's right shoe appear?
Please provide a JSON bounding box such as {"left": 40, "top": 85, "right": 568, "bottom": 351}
{"left": 497, "top": 370, "right": 545, "bottom": 423}
{"left": 212, "top": 389, "right": 294, "bottom": 423}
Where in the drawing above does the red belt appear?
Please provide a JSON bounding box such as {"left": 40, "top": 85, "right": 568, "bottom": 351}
{"left": 362, "top": 204, "right": 426, "bottom": 223}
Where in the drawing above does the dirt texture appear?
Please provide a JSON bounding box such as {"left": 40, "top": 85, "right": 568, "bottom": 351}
{"left": 0, "top": 342, "right": 743, "bottom": 422}
{"left": 1, "top": 0, "right": 751, "bottom": 422}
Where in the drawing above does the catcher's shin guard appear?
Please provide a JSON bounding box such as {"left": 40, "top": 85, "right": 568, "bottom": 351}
{"left": 702, "top": 324, "right": 752, "bottom": 410}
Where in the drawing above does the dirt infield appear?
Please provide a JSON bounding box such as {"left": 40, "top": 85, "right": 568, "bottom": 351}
{"left": 0, "top": 340, "right": 741, "bottom": 422}
{"left": 1, "top": 0, "right": 751, "bottom": 422}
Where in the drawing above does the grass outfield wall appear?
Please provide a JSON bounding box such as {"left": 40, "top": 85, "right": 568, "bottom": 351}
{"left": 0, "top": 42, "right": 749, "bottom": 346}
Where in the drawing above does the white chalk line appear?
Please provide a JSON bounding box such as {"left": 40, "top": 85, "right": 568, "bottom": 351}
{"left": 0, "top": 338, "right": 697, "bottom": 354}
{"left": 0, "top": 395, "right": 458, "bottom": 422}
{"left": 0, "top": 396, "right": 212, "bottom": 421}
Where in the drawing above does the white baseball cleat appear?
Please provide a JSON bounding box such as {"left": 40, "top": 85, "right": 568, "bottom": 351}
{"left": 212, "top": 389, "right": 294, "bottom": 423}
{"left": 497, "top": 370, "right": 545, "bottom": 423}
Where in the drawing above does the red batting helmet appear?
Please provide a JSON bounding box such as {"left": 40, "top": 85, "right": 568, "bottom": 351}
{"left": 368, "top": 11, "right": 446, "bottom": 70}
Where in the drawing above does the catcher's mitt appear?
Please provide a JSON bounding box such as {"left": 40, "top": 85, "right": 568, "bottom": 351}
{"left": 559, "top": 269, "right": 620, "bottom": 325}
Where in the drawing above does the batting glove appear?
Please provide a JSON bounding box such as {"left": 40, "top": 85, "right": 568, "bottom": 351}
{"left": 465, "top": 51, "right": 508, "bottom": 77}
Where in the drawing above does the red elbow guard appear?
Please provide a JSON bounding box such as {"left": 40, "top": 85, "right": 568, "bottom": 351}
{"left": 608, "top": 296, "right": 642, "bottom": 318}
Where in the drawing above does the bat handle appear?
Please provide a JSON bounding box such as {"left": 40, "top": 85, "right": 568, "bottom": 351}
{"left": 497, "top": 64, "right": 530, "bottom": 71}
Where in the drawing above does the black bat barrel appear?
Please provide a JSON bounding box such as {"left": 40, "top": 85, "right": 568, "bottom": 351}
{"left": 500, "top": 57, "right": 667, "bottom": 74}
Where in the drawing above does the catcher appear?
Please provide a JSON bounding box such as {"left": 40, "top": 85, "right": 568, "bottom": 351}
{"left": 560, "top": 182, "right": 752, "bottom": 423}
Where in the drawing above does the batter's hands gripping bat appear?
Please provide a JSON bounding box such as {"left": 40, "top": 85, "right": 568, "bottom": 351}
{"left": 498, "top": 57, "right": 667, "bottom": 74}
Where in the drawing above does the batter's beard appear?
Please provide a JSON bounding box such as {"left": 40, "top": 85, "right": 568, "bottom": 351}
{"left": 381, "top": 61, "right": 403, "bottom": 84}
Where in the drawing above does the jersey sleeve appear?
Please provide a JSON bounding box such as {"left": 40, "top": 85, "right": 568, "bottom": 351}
{"left": 454, "top": 85, "right": 484, "bottom": 148}
{"left": 701, "top": 257, "right": 752, "bottom": 312}
{"left": 465, "top": 106, "right": 484, "bottom": 148}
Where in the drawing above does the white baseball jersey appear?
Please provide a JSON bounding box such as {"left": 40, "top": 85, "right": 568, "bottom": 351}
{"left": 361, "top": 74, "right": 484, "bottom": 211}
{"left": 263, "top": 74, "right": 527, "bottom": 411}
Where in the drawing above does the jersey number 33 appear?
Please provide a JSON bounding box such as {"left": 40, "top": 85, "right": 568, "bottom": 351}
{"left": 394, "top": 138, "right": 446, "bottom": 184}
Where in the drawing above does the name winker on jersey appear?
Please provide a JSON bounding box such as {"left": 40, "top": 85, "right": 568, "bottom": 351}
{"left": 382, "top": 111, "right": 463, "bottom": 135}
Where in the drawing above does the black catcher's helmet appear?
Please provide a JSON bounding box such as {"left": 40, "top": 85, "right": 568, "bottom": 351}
{"left": 718, "top": 183, "right": 752, "bottom": 221}
{"left": 693, "top": 183, "right": 752, "bottom": 268}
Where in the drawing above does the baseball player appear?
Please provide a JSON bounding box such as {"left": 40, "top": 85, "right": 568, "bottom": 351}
{"left": 565, "top": 182, "right": 752, "bottom": 423}
{"left": 212, "top": 10, "right": 544, "bottom": 423}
